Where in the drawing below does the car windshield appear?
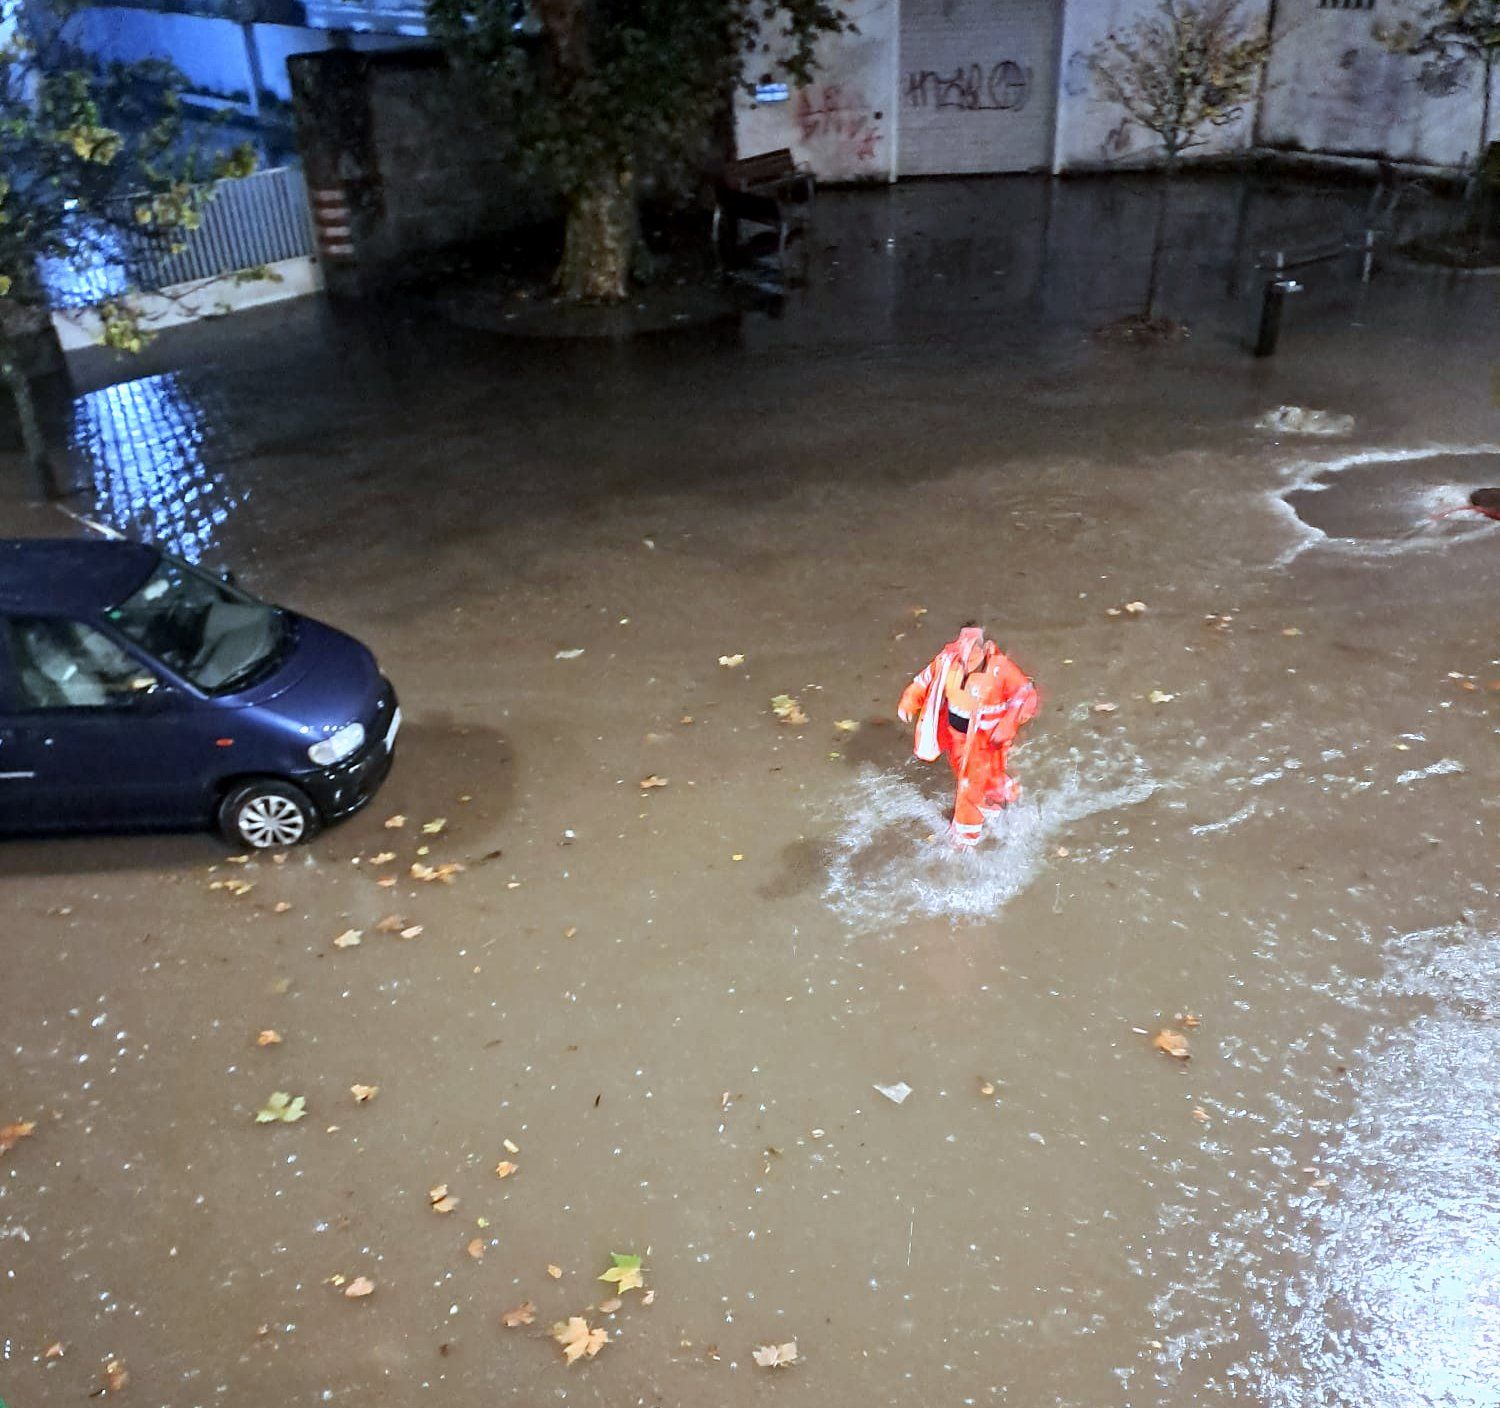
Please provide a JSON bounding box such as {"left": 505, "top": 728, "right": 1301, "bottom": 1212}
{"left": 107, "top": 556, "right": 288, "bottom": 694}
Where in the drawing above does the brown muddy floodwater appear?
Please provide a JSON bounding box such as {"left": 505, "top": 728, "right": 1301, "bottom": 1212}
{"left": 3, "top": 175, "right": 1499, "bottom": 1407}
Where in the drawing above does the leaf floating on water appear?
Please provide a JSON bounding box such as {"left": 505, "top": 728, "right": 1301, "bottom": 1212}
{"left": 350, "top": 1084, "right": 379, "bottom": 1103}
{"left": 978, "top": 1078, "right": 996, "bottom": 1097}
{"left": 597, "top": 1252, "right": 645, "bottom": 1295}
{"left": 502, "top": 1300, "right": 536, "bottom": 1327}
{"left": 429, "top": 1184, "right": 459, "bottom": 1214}
{"left": 102, "top": 1358, "right": 129, "bottom": 1392}
{"left": 255, "top": 1092, "right": 306, "bottom": 1124}
{"left": 333, "top": 929, "right": 362, "bottom": 949}
{"left": 0, "top": 1120, "right": 36, "bottom": 1156}
{"left": 1148, "top": 690, "right": 1176, "bottom": 704}
{"left": 503, "top": 1138, "right": 520, "bottom": 1154}
{"left": 718, "top": 653, "right": 744, "bottom": 668}
{"left": 555, "top": 648, "right": 586, "bottom": 660}
{"left": 1151, "top": 1029, "right": 1191, "bottom": 1060}
{"left": 1176, "top": 1012, "right": 1202, "bottom": 1029}
{"left": 273, "top": 901, "right": 291, "bottom": 914}
{"left": 45, "top": 1341, "right": 65, "bottom": 1359}
{"left": 547, "top": 1264, "right": 563, "bottom": 1279}
{"left": 1191, "top": 1107, "right": 1211, "bottom": 1124}
{"left": 1092, "top": 702, "right": 1118, "bottom": 714}
{"left": 1123, "top": 601, "right": 1147, "bottom": 615}
{"left": 494, "top": 1160, "right": 518, "bottom": 1179}
{"left": 369, "top": 851, "right": 396, "bottom": 865}
{"left": 256, "top": 1029, "right": 283, "bottom": 1047}
{"left": 344, "top": 1276, "right": 375, "bottom": 1298}
{"left": 752, "top": 1340, "right": 799, "bottom": 1368}
{"left": 639, "top": 775, "right": 669, "bottom": 790}
{"left": 411, "top": 862, "right": 464, "bottom": 884}
{"left": 384, "top": 814, "right": 406, "bottom": 829}
{"left": 833, "top": 719, "right": 860, "bottom": 733}
{"left": 598, "top": 1296, "right": 622, "bottom": 1313}
{"left": 400, "top": 925, "right": 425, "bottom": 940}
{"left": 375, "top": 915, "right": 405, "bottom": 934}
{"left": 421, "top": 818, "right": 447, "bottom": 835}
{"left": 771, "top": 694, "right": 808, "bottom": 725}
{"left": 553, "top": 1316, "right": 608, "bottom": 1363}
{"left": 467, "top": 1238, "right": 485, "bottom": 1260}
{"left": 874, "top": 1081, "right": 913, "bottom": 1104}
{"left": 1281, "top": 627, "right": 1303, "bottom": 637}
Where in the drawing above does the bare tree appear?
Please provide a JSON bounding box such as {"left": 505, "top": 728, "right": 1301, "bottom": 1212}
{"left": 1090, "top": 0, "right": 1272, "bottom": 322}
{"left": 1378, "top": 0, "right": 1500, "bottom": 244}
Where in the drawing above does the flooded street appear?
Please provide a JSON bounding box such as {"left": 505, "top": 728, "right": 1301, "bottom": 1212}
{"left": 3, "top": 174, "right": 1498, "bottom": 1405}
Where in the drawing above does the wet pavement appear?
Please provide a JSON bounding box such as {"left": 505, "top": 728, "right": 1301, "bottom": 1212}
{"left": 3, "top": 172, "right": 1499, "bottom": 1406}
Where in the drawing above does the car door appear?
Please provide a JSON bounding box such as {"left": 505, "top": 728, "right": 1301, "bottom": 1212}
{"left": 0, "top": 624, "right": 46, "bottom": 833}
{"left": 5, "top": 615, "right": 211, "bottom": 830}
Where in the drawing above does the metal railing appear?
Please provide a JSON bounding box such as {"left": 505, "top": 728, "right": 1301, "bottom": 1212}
{"left": 125, "top": 165, "right": 317, "bottom": 291}
{"left": 44, "top": 165, "right": 317, "bottom": 310}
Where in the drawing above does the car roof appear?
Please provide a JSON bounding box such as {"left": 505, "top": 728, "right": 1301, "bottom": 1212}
{"left": 0, "top": 538, "right": 161, "bottom": 617}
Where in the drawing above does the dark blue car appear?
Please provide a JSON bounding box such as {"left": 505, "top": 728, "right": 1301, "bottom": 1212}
{"left": 0, "top": 538, "right": 399, "bottom": 848}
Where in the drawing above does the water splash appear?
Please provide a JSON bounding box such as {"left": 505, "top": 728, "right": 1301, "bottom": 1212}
{"left": 823, "top": 749, "right": 1158, "bottom": 926}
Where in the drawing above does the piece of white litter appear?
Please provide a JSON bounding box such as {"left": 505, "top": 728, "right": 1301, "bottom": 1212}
{"left": 554, "top": 648, "right": 586, "bottom": 660}
{"left": 874, "top": 1082, "right": 913, "bottom": 1105}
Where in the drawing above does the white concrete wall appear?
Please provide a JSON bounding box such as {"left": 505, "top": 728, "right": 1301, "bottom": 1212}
{"left": 51, "top": 256, "right": 324, "bottom": 351}
{"left": 1258, "top": 0, "right": 1499, "bottom": 170}
{"left": 734, "top": 0, "right": 899, "bottom": 183}
{"left": 1052, "top": 0, "right": 1269, "bottom": 173}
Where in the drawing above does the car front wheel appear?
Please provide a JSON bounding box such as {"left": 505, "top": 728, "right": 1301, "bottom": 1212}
{"left": 219, "top": 779, "right": 320, "bottom": 849}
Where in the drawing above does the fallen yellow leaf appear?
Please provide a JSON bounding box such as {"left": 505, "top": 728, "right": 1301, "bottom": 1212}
{"left": 495, "top": 1160, "right": 518, "bottom": 1179}
{"left": 639, "top": 775, "right": 669, "bottom": 789}
{"left": 718, "top": 654, "right": 745, "bottom": 668}
{"left": 256, "top": 1029, "right": 282, "bottom": 1047}
{"left": 467, "top": 1238, "right": 485, "bottom": 1260}
{"left": 429, "top": 1184, "right": 459, "bottom": 1214}
{"left": 422, "top": 818, "right": 447, "bottom": 835}
{"left": 273, "top": 901, "right": 291, "bottom": 914}
{"left": 0, "top": 1120, "right": 37, "bottom": 1157}
{"left": 553, "top": 1316, "right": 608, "bottom": 1364}
{"left": 833, "top": 719, "right": 860, "bottom": 733}
{"left": 350, "top": 1084, "right": 379, "bottom": 1103}
{"left": 1151, "top": 1029, "right": 1191, "bottom": 1060}
{"left": 333, "top": 929, "right": 362, "bottom": 949}
{"left": 399, "top": 925, "right": 424, "bottom": 940}
{"left": 502, "top": 1300, "right": 536, "bottom": 1327}
{"left": 547, "top": 1264, "right": 563, "bottom": 1279}
{"left": 344, "top": 1276, "right": 375, "bottom": 1298}
{"left": 369, "top": 851, "right": 396, "bottom": 865}
{"left": 384, "top": 815, "right": 406, "bottom": 829}
{"left": 753, "top": 1341, "right": 798, "bottom": 1368}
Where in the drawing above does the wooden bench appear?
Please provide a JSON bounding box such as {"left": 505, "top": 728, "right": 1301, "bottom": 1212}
{"left": 713, "top": 148, "right": 815, "bottom": 278}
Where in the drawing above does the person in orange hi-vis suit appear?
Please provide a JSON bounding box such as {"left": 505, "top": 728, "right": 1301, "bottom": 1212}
{"left": 897, "top": 624, "right": 1039, "bottom": 849}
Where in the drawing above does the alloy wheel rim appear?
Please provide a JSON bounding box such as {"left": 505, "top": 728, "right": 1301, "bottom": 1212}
{"left": 240, "top": 794, "right": 306, "bottom": 847}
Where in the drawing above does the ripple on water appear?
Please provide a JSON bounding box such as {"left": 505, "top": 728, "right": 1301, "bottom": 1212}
{"left": 1154, "top": 923, "right": 1500, "bottom": 1406}
{"left": 823, "top": 747, "right": 1158, "bottom": 926}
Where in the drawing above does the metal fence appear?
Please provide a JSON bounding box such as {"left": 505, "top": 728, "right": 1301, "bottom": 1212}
{"left": 45, "top": 165, "right": 317, "bottom": 310}
{"left": 125, "top": 165, "right": 317, "bottom": 292}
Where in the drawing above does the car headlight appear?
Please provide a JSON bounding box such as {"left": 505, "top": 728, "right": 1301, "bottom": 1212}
{"left": 308, "top": 722, "right": 365, "bottom": 766}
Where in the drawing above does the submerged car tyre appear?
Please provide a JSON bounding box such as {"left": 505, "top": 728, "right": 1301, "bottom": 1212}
{"left": 219, "top": 779, "right": 320, "bottom": 849}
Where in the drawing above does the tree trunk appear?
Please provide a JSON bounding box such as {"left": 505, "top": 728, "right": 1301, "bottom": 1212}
{"left": 556, "top": 169, "right": 636, "bottom": 303}
{"left": 1144, "top": 161, "right": 1174, "bottom": 321}
{"left": 0, "top": 337, "right": 58, "bottom": 500}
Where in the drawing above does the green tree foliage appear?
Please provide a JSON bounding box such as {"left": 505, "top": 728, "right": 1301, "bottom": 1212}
{"left": 426, "top": 0, "right": 849, "bottom": 301}
{"left": 1089, "top": 0, "right": 1271, "bottom": 321}
{"left": 0, "top": 0, "right": 254, "bottom": 490}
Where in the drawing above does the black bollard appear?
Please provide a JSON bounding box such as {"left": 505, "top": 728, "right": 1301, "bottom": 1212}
{"left": 1253, "top": 277, "right": 1302, "bottom": 358}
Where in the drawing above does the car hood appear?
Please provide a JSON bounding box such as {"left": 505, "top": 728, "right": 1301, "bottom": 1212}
{"left": 224, "top": 616, "right": 381, "bottom": 736}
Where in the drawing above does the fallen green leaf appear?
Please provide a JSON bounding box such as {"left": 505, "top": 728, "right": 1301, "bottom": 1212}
{"left": 255, "top": 1091, "right": 307, "bottom": 1124}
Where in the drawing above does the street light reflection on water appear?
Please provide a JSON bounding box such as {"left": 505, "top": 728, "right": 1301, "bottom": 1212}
{"left": 69, "top": 371, "right": 243, "bottom": 564}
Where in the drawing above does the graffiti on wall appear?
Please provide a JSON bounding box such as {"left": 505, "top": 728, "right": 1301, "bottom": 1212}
{"left": 906, "top": 61, "right": 1031, "bottom": 113}
{"left": 793, "top": 84, "right": 884, "bottom": 165}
